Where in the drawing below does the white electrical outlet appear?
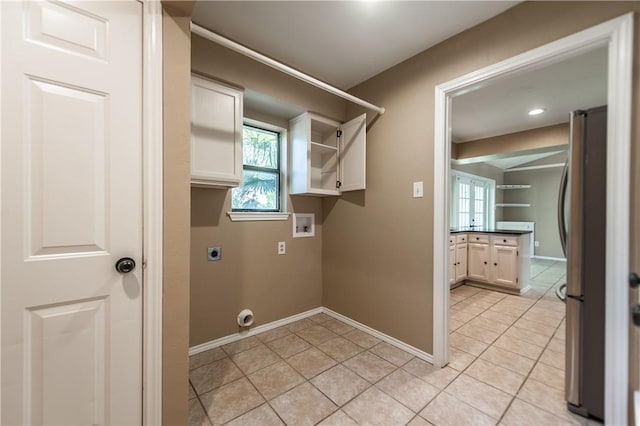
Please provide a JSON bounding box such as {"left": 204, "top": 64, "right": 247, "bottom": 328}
{"left": 535, "top": 241, "right": 540, "bottom": 247}
{"left": 278, "top": 241, "right": 286, "bottom": 255}
{"left": 413, "top": 181, "right": 424, "bottom": 198}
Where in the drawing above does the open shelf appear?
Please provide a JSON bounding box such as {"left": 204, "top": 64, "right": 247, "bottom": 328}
{"left": 310, "top": 144, "right": 338, "bottom": 192}
{"left": 496, "top": 184, "right": 531, "bottom": 189}
{"left": 310, "top": 141, "right": 338, "bottom": 154}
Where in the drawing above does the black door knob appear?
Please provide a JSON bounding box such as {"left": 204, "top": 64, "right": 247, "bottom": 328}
{"left": 632, "top": 304, "right": 640, "bottom": 327}
{"left": 630, "top": 272, "right": 640, "bottom": 288}
{"left": 115, "top": 257, "right": 136, "bottom": 274}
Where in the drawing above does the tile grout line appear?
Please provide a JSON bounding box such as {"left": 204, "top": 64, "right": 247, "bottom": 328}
{"left": 446, "top": 267, "right": 566, "bottom": 423}
{"left": 193, "top": 262, "right": 568, "bottom": 426}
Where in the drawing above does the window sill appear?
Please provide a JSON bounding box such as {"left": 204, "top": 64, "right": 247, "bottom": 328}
{"left": 227, "top": 212, "right": 291, "bottom": 222}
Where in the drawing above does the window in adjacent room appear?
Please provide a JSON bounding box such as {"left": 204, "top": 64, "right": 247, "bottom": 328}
{"left": 450, "top": 170, "right": 495, "bottom": 229}
{"left": 231, "top": 124, "right": 281, "bottom": 212}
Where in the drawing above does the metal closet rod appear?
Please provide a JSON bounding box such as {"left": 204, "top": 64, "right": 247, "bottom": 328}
{"left": 190, "top": 22, "right": 386, "bottom": 116}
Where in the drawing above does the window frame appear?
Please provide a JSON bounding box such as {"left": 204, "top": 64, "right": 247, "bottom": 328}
{"left": 227, "top": 118, "right": 290, "bottom": 222}
{"left": 450, "top": 170, "right": 495, "bottom": 229}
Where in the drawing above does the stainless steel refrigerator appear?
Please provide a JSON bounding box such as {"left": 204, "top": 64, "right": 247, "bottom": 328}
{"left": 557, "top": 105, "right": 606, "bottom": 420}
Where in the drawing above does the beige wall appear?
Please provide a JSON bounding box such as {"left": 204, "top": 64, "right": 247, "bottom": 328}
{"left": 503, "top": 168, "right": 565, "bottom": 258}
{"left": 191, "top": 34, "right": 346, "bottom": 123}
{"left": 190, "top": 189, "right": 324, "bottom": 345}
{"left": 323, "top": 2, "right": 640, "bottom": 354}
{"left": 162, "top": 3, "right": 192, "bottom": 425}
{"left": 189, "top": 38, "right": 348, "bottom": 346}
{"left": 454, "top": 123, "right": 569, "bottom": 161}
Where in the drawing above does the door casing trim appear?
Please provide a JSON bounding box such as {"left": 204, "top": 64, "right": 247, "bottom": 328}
{"left": 433, "top": 13, "right": 633, "bottom": 425}
{"left": 142, "top": 1, "right": 163, "bottom": 425}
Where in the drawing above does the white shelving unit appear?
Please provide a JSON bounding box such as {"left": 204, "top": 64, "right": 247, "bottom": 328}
{"left": 290, "top": 112, "right": 366, "bottom": 196}
{"left": 496, "top": 184, "right": 531, "bottom": 208}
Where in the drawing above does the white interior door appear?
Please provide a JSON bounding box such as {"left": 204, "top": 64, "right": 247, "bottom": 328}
{"left": 1, "top": 1, "right": 143, "bottom": 425}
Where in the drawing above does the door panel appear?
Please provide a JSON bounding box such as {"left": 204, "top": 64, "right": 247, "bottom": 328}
{"left": 27, "top": 77, "right": 108, "bottom": 257}
{"left": 339, "top": 113, "right": 366, "bottom": 191}
{"left": 1, "top": 1, "right": 143, "bottom": 425}
{"left": 467, "top": 243, "right": 489, "bottom": 281}
{"left": 492, "top": 245, "right": 518, "bottom": 287}
{"left": 449, "top": 245, "right": 455, "bottom": 285}
{"left": 456, "top": 243, "right": 467, "bottom": 282}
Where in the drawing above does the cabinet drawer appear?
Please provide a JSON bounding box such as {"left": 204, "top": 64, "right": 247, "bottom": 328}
{"left": 468, "top": 234, "right": 489, "bottom": 244}
{"left": 456, "top": 234, "right": 467, "bottom": 244}
{"left": 492, "top": 235, "right": 518, "bottom": 246}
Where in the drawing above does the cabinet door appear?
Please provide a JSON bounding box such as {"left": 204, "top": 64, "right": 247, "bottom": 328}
{"left": 339, "top": 113, "right": 366, "bottom": 191}
{"left": 492, "top": 245, "right": 518, "bottom": 287}
{"left": 191, "top": 75, "right": 243, "bottom": 187}
{"left": 467, "top": 243, "right": 489, "bottom": 282}
{"left": 449, "top": 245, "right": 455, "bottom": 285}
{"left": 455, "top": 243, "right": 468, "bottom": 282}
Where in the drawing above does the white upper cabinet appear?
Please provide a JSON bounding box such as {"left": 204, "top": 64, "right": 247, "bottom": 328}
{"left": 191, "top": 74, "right": 243, "bottom": 188}
{"left": 290, "top": 112, "right": 366, "bottom": 196}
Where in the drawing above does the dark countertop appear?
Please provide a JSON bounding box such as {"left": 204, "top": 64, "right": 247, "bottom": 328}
{"left": 450, "top": 227, "right": 533, "bottom": 235}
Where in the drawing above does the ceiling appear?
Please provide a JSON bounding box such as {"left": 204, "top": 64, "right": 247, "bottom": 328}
{"left": 451, "top": 47, "right": 608, "bottom": 142}
{"left": 192, "top": 2, "right": 607, "bottom": 165}
{"left": 192, "top": 1, "right": 519, "bottom": 90}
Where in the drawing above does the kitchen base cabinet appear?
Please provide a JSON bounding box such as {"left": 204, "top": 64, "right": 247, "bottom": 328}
{"left": 452, "top": 232, "right": 531, "bottom": 295}
{"left": 449, "top": 234, "right": 468, "bottom": 288}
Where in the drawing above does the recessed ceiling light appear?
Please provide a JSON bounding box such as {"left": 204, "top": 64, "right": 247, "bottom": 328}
{"left": 528, "top": 108, "right": 545, "bottom": 116}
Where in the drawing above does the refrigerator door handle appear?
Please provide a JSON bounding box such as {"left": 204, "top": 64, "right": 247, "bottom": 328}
{"left": 567, "top": 111, "right": 585, "bottom": 298}
{"left": 557, "top": 161, "right": 569, "bottom": 257}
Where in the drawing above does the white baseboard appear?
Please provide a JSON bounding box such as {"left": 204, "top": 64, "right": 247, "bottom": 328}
{"left": 189, "top": 307, "right": 323, "bottom": 356}
{"left": 321, "top": 307, "right": 433, "bottom": 364}
{"left": 189, "top": 306, "right": 434, "bottom": 365}
{"left": 532, "top": 255, "right": 567, "bottom": 262}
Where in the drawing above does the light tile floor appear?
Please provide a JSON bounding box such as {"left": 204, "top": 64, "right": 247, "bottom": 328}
{"left": 189, "top": 259, "right": 602, "bottom": 425}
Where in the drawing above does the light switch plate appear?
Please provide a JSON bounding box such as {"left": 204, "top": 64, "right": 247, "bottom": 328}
{"left": 413, "top": 181, "right": 424, "bottom": 198}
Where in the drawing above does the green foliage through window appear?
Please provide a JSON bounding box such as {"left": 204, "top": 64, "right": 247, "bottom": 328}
{"left": 231, "top": 125, "right": 280, "bottom": 211}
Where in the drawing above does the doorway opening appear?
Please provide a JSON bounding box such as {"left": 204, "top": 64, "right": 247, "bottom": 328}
{"left": 432, "top": 14, "right": 633, "bottom": 425}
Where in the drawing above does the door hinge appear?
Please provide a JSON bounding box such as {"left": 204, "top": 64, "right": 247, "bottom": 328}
{"left": 337, "top": 130, "right": 343, "bottom": 137}
{"left": 336, "top": 180, "right": 342, "bottom": 189}
{"left": 516, "top": 250, "right": 519, "bottom": 256}
{"left": 516, "top": 277, "right": 519, "bottom": 283}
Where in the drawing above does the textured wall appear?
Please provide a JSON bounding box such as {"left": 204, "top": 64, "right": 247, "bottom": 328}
{"left": 323, "top": 2, "right": 640, "bottom": 354}
{"left": 162, "top": 3, "right": 192, "bottom": 425}
{"left": 189, "top": 37, "right": 348, "bottom": 346}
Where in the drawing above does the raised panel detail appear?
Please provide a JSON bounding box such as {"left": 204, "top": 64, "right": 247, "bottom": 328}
{"left": 26, "top": 77, "right": 108, "bottom": 258}
{"left": 26, "top": 0, "right": 107, "bottom": 60}
{"left": 25, "top": 298, "right": 108, "bottom": 425}
{"left": 190, "top": 77, "right": 242, "bottom": 185}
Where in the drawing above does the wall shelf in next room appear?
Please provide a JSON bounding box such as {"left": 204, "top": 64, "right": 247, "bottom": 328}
{"left": 496, "top": 184, "right": 531, "bottom": 189}
{"left": 496, "top": 203, "right": 531, "bottom": 208}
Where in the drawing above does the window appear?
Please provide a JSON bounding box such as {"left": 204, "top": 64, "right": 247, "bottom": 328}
{"left": 231, "top": 125, "right": 281, "bottom": 212}
{"left": 450, "top": 171, "right": 495, "bottom": 228}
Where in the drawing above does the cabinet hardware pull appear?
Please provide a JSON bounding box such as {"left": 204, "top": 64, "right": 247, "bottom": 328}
{"left": 494, "top": 263, "right": 498, "bottom": 266}
{"left": 483, "top": 261, "right": 487, "bottom": 265}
